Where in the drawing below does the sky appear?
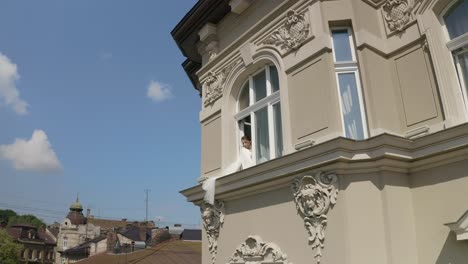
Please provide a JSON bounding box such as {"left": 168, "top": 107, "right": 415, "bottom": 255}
{"left": 0, "top": 0, "right": 202, "bottom": 228}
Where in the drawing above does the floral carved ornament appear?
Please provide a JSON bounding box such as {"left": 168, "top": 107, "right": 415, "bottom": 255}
{"left": 382, "top": 0, "right": 415, "bottom": 32}
{"left": 291, "top": 172, "right": 339, "bottom": 262}
{"left": 201, "top": 200, "right": 225, "bottom": 264}
{"left": 202, "top": 60, "right": 238, "bottom": 107}
{"left": 228, "top": 236, "right": 291, "bottom": 264}
{"left": 263, "top": 10, "right": 309, "bottom": 51}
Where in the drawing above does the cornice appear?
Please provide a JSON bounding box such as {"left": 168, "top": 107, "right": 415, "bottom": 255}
{"left": 181, "top": 123, "right": 468, "bottom": 204}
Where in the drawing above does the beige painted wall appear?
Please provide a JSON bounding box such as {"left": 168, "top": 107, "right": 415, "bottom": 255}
{"left": 411, "top": 160, "right": 468, "bottom": 264}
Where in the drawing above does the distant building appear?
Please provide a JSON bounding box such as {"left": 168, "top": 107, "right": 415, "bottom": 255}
{"left": 4, "top": 224, "right": 56, "bottom": 264}
{"left": 55, "top": 198, "right": 100, "bottom": 264}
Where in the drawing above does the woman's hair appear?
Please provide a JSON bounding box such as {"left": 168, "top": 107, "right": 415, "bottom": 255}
{"left": 241, "top": 135, "right": 251, "bottom": 141}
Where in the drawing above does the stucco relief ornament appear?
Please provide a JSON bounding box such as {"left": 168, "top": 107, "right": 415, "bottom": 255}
{"left": 291, "top": 172, "right": 339, "bottom": 262}
{"left": 263, "top": 10, "right": 309, "bottom": 51}
{"left": 201, "top": 200, "right": 225, "bottom": 264}
{"left": 382, "top": 0, "right": 414, "bottom": 32}
{"left": 228, "top": 236, "right": 291, "bottom": 264}
{"left": 203, "top": 60, "right": 238, "bottom": 106}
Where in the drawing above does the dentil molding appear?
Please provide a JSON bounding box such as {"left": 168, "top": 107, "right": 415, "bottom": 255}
{"left": 292, "top": 172, "right": 339, "bottom": 262}
{"left": 262, "top": 10, "right": 309, "bottom": 51}
{"left": 201, "top": 200, "right": 225, "bottom": 264}
{"left": 228, "top": 236, "right": 291, "bottom": 264}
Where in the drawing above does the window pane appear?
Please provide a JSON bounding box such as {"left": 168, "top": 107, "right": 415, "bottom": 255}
{"left": 255, "top": 107, "right": 270, "bottom": 163}
{"left": 332, "top": 29, "right": 353, "bottom": 62}
{"left": 273, "top": 103, "right": 283, "bottom": 157}
{"left": 239, "top": 115, "right": 251, "bottom": 140}
{"left": 457, "top": 51, "right": 468, "bottom": 94}
{"left": 444, "top": 0, "right": 468, "bottom": 39}
{"left": 338, "top": 73, "right": 365, "bottom": 140}
{"left": 253, "top": 70, "right": 267, "bottom": 102}
{"left": 270, "top": 65, "right": 280, "bottom": 92}
{"left": 239, "top": 82, "right": 250, "bottom": 110}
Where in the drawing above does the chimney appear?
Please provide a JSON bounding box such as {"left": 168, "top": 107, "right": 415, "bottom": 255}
{"left": 86, "top": 208, "right": 91, "bottom": 218}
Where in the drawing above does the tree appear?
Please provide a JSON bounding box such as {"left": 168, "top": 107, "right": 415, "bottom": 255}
{"left": 0, "top": 210, "right": 17, "bottom": 226}
{"left": 0, "top": 230, "right": 23, "bottom": 264}
{"left": 8, "top": 214, "right": 45, "bottom": 229}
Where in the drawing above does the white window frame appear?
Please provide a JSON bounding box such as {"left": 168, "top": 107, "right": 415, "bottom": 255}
{"left": 440, "top": 0, "right": 468, "bottom": 111}
{"left": 330, "top": 26, "right": 368, "bottom": 140}
{"left": 235, "top": 65, "right": 282, "bottom": 164}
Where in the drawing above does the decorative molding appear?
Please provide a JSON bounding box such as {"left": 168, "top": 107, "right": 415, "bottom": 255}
{"left": 262, "top": 10, "right": 309, "bottom": 51}
{"left": 201, "top": 200, "right": 225, "bottom": 264}
{"left": 382, "top": 0, "right": 415, "bottom": 32}
{"left": 203, "top": 60, "right": 240, "bottom": 106}
{"left": 291, "top": 172, "right": 339, "bottom": 262}
{"left": 228, "top": 236, "right": 291, "bottom": 264}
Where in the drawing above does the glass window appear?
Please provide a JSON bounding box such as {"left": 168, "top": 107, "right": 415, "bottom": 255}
{"left": 444, "top": 0, "right": 468, "bottom": 39}
{"left": 338, "top": 73, "right": 365, "bottom": 140}
{"left": 273, "top": 102, "right": 283, "bottom": 157}
{"left": 332, "top": 29, "right": 353, "bottom": 62}
{"left": 253, "top": 70, "right": 267, "bottom": 102}
{"left": 331, "top": 27, "right": 368, "bottom": 140}
{"left": 239, "top": 82, "right": 250, "bottom": 110}
{"left": 444, "top": 0, "right": 468, "bottom": 110}
{"left": 456, "top": 51, "right": 468, "bottom": 89}
{"left": 270, "top": 66, "right": 280, "bottom": 92}
{"left": 236, "top": 65, "right": 283, "bottom": 166}
{"left": 255, "top": 107, "right": 270, "bottom": 163}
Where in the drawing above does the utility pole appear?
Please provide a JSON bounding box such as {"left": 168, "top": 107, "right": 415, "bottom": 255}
{"left": 144, "top": 189, "right": 150, "bottom": 223}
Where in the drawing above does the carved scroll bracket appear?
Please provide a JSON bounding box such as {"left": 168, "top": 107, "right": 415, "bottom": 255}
{"left": 228, "top": 236, "right": 292, "bottom": 264}
{"left": 291, "top": 172, "right": 339, "bottom": 262}
{"left": 201, "top": 200, "right": 225, "bottom": 264}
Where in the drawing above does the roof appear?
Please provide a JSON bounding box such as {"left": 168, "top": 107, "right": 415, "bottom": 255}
{"left": 5, "top": 225, "right": 56, "bottom": 245}
{"left": 67, "top": 211, "right": 86, "bottom": 225}
{"left": 118, "top": 227, "right": 149, "bottom": 242}
{"left": 62, "top": 236, "right": 107, "bottom": 256}
{"left": 181, "top": 229, "right": 202, "bottom": 241}
{"left": 87, "top": 218, "right": 128, "bottom": 230}
{"left": 171, "top": 0, "right": 231, "bottom": 92}
{"left": 75, "top": 240, "right": 201, "bottom": 264}
{"left": 70, "top": 197, "right": 83, "bottom": 211}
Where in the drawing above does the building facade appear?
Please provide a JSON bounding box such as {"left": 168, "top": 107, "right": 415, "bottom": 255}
{"left": 4, "top": 224, "right": 56, "bottom": 264}
{"left": 173, "top": 0, "right": 468, "bottom": 264}
{"left": 55, "top": 198, "right": 100, "bottom": 264}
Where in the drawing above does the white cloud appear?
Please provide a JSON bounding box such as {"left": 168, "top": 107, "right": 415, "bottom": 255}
{"left": 0, "top": 53, "right": 28, "bottom": 115}
{"left": 147, "top": 81, "right": 173, "bottom": 102}
{"left": 0, "top": 130, "right": 62, "bottom": 172}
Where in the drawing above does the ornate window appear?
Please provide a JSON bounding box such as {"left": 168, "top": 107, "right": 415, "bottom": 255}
{"left": 442, "top": 0, "right": 468, "bottom": 110}
{"left": 235, "top": 64, "right": 283, "bottom": 165}
{"left": 331, "top": 27, "right": 368, "bottom": 140}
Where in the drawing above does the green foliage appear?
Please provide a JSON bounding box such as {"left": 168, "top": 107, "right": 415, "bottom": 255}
{"left": 0, "top": 210, "right": 17, "bottom": 226}
{"left": 8, "top": 214, "right": 45, "bottom": 229}
{"left": 0, "top": 229, "right": 23, "bottom": 264}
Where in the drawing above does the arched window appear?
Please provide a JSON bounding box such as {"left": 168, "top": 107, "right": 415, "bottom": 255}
{"left": 235, "top": 64, "right": 283, "bottom": 165}
{"left": 443, "top": 0, "right": 468, "bottom": 109}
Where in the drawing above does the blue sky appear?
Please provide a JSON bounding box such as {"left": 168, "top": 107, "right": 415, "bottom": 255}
{"left": 0, "top": 0, "right": 202, "bottom": 227}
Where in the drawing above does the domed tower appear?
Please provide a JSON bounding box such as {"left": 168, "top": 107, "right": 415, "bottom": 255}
{"left": 65, "top": 197, "right": 86, "bottom": 226}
